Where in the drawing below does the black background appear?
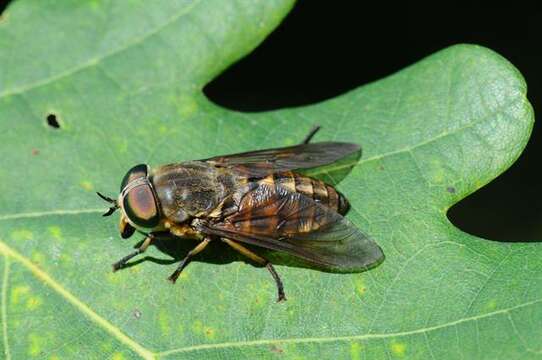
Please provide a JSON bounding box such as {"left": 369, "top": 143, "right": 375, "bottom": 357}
{"left": 2, "top": 2, "right": 541, "bottom": 242}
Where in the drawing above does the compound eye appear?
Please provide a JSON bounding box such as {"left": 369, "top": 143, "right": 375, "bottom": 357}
{"left": 120, "top": 164, "right": 148, "bottom": 192}
{"left": 123, "top": 183, "right": 160, "bottom": 228}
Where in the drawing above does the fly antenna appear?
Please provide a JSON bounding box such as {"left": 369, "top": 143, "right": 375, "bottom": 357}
{"left": 97, "top": 192, "right": 119, "bottom": 217}
{"left": 97, "top": 192, "right": 116, "bottom": 203}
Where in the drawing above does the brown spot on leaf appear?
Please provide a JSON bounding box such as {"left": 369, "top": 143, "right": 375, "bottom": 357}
{"left": 32, "top": 148, "right": 40, "bottom": 156}
{"left": 447, "top": 186, "right": 456, "bottom": 194}
{"left": 270, "top": 345, "right": 284, "bottom": 354}
{"left": 205, "top": 327, "right": 215, "bottom": 338}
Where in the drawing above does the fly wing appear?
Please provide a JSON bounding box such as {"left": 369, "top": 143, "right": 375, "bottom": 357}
{"left": 197, "top": 184, "right": 383, "bottom": 272}
{"left": 203, "top": 142, "right": 361, "bottom": 177}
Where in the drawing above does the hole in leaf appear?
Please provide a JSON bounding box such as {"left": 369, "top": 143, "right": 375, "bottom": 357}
{"left": 46, "top": 114, "right": 60, "bottom": 129}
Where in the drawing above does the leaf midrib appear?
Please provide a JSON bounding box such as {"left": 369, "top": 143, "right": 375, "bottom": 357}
{"left": 0, "top": 241, "right": 155, "bottom": 360}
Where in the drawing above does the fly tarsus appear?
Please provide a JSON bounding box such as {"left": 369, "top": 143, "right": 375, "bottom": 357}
{"left": 111, "top": 235, "right": 154, "bottom": 271}
{"left": 221, "top": 237, "right": 287, "bottom": 302}
{"left": 266, "top": 262, "right": 286, "bottom": 302}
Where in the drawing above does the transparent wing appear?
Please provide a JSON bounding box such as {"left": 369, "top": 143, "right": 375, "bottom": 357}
{"left": 197, "top": 184, "right": 383, "bottom": 272}
{"left": 204, "top": 142, "right": 361, "bottom": 177}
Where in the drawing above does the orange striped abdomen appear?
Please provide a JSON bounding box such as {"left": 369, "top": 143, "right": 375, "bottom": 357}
{"left": 271, "top": 172, "right": 349, "bottom": 215}
{"left": 228, "top": 172, "right": 349, "bottom": 237}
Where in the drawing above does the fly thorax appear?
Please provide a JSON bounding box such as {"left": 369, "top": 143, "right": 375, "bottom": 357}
{"left": 151, "top": 161, "right": 224, "bottom": 223}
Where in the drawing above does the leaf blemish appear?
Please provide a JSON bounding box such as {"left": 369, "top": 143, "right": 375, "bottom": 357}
{"left": 270, "top": 345, "right": 284, "bottom": 354}
{"left": 11, "top": 285, "right": 30, "bottom": 305}
{"left": 26, "top": 296, "right": 43, "bottom": 310}
{"left": 48, "top": 226, "right": 62, "bottom": 240}
{"left": 31, "top": 251, "right": 45, "bottom": 265}
{"left": 159, "top": 309, "right": 171, "bottom": 335}
{"left": 46, "top": 113, "right": 60, "bottom": 129}
{"left": 486, "top": 299, "right": 497, "bottom": 310}
{"left": 391, "top": 341, "right": 406, "bottom": 357}
{"left": 192, "top": 320, "right": 202, "bottom": 333}
{"left": 350, "top": 342, "right": 362, "bottom": 360}
{"left": 205, "top": 326, "right": 216, "bottom": 339}
{"left": 133, "top": 309, "right": 142, "bottom": 319}
{"left": 354, "top": 277, "right": 366, "bottom": 296}
{"left": 111, "top": 352, "right": 126, "bottom": 360}
{"left": 446, "top": 186, "right": 456, "bottom": 194}
{"left": 11, "top": 229, "right": 33, "bottom": 240}
{"left": 176, "top": 96, "right": 198, "bottom": 118}
{"left": 192, "top": 320, "right": 216, "bottom": 339}
{"left": 28, "top": 333, "right": 44, "bottom": 357}
{"left": 80, "top": 180, "right": 94, "bottom": 191}
{"left": 106, "top": 272, "right": 120, "bottom": 284}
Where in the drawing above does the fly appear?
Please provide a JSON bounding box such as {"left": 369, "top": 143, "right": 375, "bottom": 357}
{"left": 98, "top": 126, "right": 384, "bottom": 302}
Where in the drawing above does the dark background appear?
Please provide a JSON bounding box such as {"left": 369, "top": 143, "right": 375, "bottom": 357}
{"left": 2, "top": 2, "right": 540, "bottom": 242}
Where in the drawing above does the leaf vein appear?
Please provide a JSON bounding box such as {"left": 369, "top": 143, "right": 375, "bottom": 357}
{"left": 0, "top": 208, "right": 103, "bottom": 222}
{"left": 359, "top": 97, "right": 523, "bottom": 165}
{"left": 0, "top": 0, "right": 202, "bottom": 99}
{"left": 157, "top": 297, "right": 542, "bottom": 356}
{"left": 463, "top": 250, "right": 514, "bottom": 317}
{"left": 0, "top": 241, "right": 155, "bottom": 360}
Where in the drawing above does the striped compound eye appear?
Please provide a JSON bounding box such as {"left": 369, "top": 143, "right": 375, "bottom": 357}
{"left": 120, "top": 164, "right": 160, "bottom": 228}
{"left": 120, "top": 164, "right": 148, "bottom": 192}
{"left": 122, "top": 181, "right": 160, "bottom": 228}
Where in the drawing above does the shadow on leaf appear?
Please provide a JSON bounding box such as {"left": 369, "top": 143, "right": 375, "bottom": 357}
{"left": 119, "top": 228, "right": 382, "bottom": 275}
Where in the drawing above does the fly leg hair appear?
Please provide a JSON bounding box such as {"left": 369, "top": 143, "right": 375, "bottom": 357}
{"left": 222, "top": 238, "right": 286, "bottom": 302}
{"left": 112, "top": 233, "right": 155, "bottom": 271}
{"left": 168, "top": 237, "right": 212, "bottom": 283}
{"left": 301, "top": 124, "right": 321, "bottom": 144}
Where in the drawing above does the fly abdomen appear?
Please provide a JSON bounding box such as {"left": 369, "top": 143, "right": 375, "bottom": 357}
{"left": 267, "top": 172, "right": 349, "bottom": 215}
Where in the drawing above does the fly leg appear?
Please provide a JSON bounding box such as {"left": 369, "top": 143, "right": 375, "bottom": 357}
{"left": 301, "top": 124, "right": 321, "bottom": 144}
{"left": 112, "top": 234, "right": 154, "bottom": 271}
{"left": 222, "top": 238, "right": 286, "bottom": 302}
{"left": 168, "top": 237, "right": 211, "bottom": 283}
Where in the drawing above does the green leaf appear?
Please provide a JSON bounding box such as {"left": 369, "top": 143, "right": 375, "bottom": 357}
{"left": 0, "top": 1, "right": 537, "bottom": 359}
